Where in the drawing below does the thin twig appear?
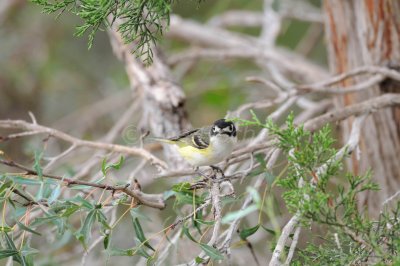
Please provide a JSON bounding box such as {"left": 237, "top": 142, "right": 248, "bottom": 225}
{"left": 381, "top": 190, "right": 400, "bottom": 208}
{"left": 169, "top": 199, "right": 211, "bottom": 229}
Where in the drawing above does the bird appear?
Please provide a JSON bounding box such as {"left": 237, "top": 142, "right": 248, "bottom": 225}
{"left": 154, "top": 119, "right": 237, "bottom": 169}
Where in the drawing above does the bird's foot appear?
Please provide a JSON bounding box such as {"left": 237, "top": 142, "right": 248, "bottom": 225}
{"left": 210, "top": 165, "right": 225, "bottom": 179}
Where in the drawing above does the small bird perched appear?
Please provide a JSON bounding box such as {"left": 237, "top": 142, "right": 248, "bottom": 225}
{"left": 155, "top": 119, "right": 237, "bottom": 168}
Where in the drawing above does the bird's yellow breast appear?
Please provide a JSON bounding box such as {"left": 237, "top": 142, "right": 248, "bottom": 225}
{"left": 175, "top": 135, "right": 236, "bottom": 167}
{"left": 177, "top": 145, "right": 212, "bottom": 161}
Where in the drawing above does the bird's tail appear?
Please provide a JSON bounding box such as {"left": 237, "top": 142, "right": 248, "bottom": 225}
{"left": 149, "top": 137, "right": 176, "bottom": 145}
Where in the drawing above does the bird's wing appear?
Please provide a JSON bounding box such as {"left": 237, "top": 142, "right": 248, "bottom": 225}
{"left": 169, "top": 127, "right": 210, "bottom": 149}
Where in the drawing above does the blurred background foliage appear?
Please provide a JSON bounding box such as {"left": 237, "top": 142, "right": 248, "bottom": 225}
{"left": 1, "top": 0, "right": 325, "bottom": 130}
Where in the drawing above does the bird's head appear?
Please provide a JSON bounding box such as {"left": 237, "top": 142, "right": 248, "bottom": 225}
{"left": 210, "top": 119, "right": 237, "bottom": 137}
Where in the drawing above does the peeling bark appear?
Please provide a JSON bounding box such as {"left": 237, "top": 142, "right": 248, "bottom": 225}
{"left": 324, "top": 0, "right": 400, "bottom": 214}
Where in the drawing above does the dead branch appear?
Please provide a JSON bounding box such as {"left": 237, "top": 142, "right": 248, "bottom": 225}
{"left": 304, "top": 93, "right": 400, "bottom": 132}
{"left": 0, "top": 119, "right": 167, "bottom": 169}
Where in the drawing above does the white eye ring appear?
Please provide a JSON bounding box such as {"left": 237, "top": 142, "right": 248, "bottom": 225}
{"left": 224, "top": 126, "right": 232, "bottom": 132}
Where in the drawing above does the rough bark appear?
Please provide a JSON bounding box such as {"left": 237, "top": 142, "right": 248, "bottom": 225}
{"left": 324, "top": 0, "right": 400, "bottom": 213}
{"left": 108, "top": 20, "right": 191, "bottom": 169}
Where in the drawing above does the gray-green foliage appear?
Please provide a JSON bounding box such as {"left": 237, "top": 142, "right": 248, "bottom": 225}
{"left": 30, "top": 0, "right": 181, "bottom": 64}
{"left": 238, "top": 112, "right": 400, "bottom": 264}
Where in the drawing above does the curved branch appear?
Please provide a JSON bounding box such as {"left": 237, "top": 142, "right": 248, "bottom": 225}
{"left": 303, "top": 93, "right": 400, "bottom": 132}
{"left": 0, "top": 119, "right": 167, "bottom": 169}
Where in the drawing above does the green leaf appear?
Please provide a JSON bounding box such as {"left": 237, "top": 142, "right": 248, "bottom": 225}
{"left": 261, "top": 225, "right": 276, "bottom": 235}
{"left": 17, "top": 222, "right": 41, "bottom": 236}
{"left": 33, "top": 151, "right": 43, "bottom": 179}
{"left": 0, "top": 226, "right": 13, "bottom": 232}
{"left": 130, "top": 208, "right": 152, "bottom": 222}
{"left": 7, "top": 176, "right": 42, "bottom": 186}
{"left": 239, "top": 224, "right": 260, "bottom": 239}
{"left": 264, "top": 171, "right": 276, "bottom": 184}
{"left": 103, "top": 233, "right": 110, "bottom": 249}
{"left": 96, "top": 210, "right": 110, "bottom": 230}
{"left": 199, "top": 243, "right": 224, "bottom": 260}
{"left": 76, "top": 209, "right": 97, "bottom": 248}
{"left": 132, "top": 218, "right": 146, "bottom": 243}
{"left": 102, "top": 156, "right": 124, "bottom": 176}
{"left": 35, "top": 182, "right": 44, "bottom": 201}
{"left": 193, "top": 210, "right": 203, "bottom": 234}
{"left": 132, "top": 218, "right": 154, "bottom": 251}
{"left": 194, "top": 218, "right": 215, "bottom": 226}
{"left": 61, "top": 204, "right": 80, "bottom": 217}
{"left": 108, "top": 247, "right": 134, "bottom": 256}
{"left": 174, "top": 192, "right": 204, "bottom": 205}
{"left": 3, "top": 232, "right": 17, "bottom": 250}
{"left": 30, "top": 215, "right": 59, "bottom": 226}
{"left": 0, "top": 180, "right": 13, "bottom": 195}
{"left": 20, "top": 245, "right": 39, "bottom": 257}
{"left": 250, "top": 109, "right": 261, "bottom": 124}
{"left": 7, "top": 197, "right": 16, "bottom": 209}
{"left": 163, "top": 190, "right": 175, "bottom": 200}
{"left": 146, "top": 256, "right": 155, "bottom": 266}
{"left": 182, "top": 225, "right": 197, "bottom": 243}
{"left": 171, "top": 182, "right": 192, "bottom": 193}
{"left": 195, "top": 256, "right": 206, "bottom": 263}
{"left": 0, "top": 249, "right": 19, "bottom": 259}
{"left": 247, "top": 187, "right": 261, "bottom": 205}
{"left": 222, "top": 205, "right": 258, "bottom": 224}
{"left": 72, "top": 196, "right": 94, "bottom": 209}
{"left": 135, "top": 246, "right": 151, "bottom": 258}
{"left": 101, "top": 158, "right": 107, "bottom": 176}
{"left": 2, "top": 232, "right": 25, "bottom": 265}
{"left": 254, "top": 154, "right": 267, "bottom": 169}
{"left": 48, "top": 184, "right": 61, "bottom": 204}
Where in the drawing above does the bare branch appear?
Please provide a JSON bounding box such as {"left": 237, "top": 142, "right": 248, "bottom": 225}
{"left": 284, "top": 226, "right": 301, "bottom": 266}
{"left": 0, "top": 159, "right": 165, "bottom": 209}
{"left": 269, "top": 213, "right": 301, "bottom": 266}
{"left": 0, "top": 119, "right": 167, "bottom": 169}
{"left": 168, "top": 15, "right": 329, "bottom": 83}
{"left": 208, "top": 2, "right": 323, "bottom": 28}
{"left": 208, "top": 179, "right": 222, "bottom": 246}
{"left": 169, "top": 200, "right": 211, "bottom": 229}
{"left": 299, "top": 66, "right": 400, "bottom": 89}
{"left": 303, "top": 93, "right": 400, "bottom": 132}
{"left": 381, "top": 190, "right": 400, "bottom": 208}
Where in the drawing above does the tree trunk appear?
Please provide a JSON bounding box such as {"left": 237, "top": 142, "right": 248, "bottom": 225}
{"left": 324, "top": 0, "right": 400, "bottom": 214}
